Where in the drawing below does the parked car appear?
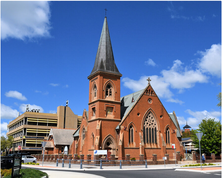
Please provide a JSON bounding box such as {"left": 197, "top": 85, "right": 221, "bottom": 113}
{"left": 22, "top": 155, "right": 37, "bottom": 163}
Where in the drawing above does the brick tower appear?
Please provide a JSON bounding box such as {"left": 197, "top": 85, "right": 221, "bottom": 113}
{"left": 87, "top": 17, "right": 122, "bottom": 157}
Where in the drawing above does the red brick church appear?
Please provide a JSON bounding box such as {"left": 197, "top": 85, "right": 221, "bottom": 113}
{"left": 71, "top": 17, "right": 183, "bottom": 160}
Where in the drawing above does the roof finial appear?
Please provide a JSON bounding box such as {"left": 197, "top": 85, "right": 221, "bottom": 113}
{"left": 105, "top": 8, "right": 107, "bottom": 17}
{"left": 147, "top": 77, "right": 151, "bottom": 85}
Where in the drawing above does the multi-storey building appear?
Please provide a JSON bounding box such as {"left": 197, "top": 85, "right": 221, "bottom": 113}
{"left": 7, "top": 104, "right": 81, "bottom": 154}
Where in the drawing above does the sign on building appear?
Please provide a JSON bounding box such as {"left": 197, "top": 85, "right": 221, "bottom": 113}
{"left": 172, "top": 144, "right": 176, "bottom": 149}
{"left": 94, "top": 150, "right": 107, "bottom": 155}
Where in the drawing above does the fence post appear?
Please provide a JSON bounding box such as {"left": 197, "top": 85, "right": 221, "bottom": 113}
{"left": 120, "top": 160, "right": 122, "bottom": 169}
{"left": 100, "top": 159, "right": 102, "bottom": 169}
{"left": 69, "top": 159, "right": 71, "bottom": 168}
{"left": 80, "top": 159, "right": 82, "bottom": 169}
{"left": 145, "top": 159, "right": 147, "bottom": 168}
{"left": 62, "top": 159, "right": 64, "bottom": 167}
{"left": 56, "top": 159, "right": 58, "bottom": 167}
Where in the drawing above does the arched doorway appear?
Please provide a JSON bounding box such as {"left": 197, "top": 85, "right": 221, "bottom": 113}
{"left": 102, "top": 135, "right": 116, "bottom": 160}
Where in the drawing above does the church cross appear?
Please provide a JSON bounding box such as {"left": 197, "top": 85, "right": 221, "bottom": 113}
{"left": 147, "top": 77, "right": 151, "bottom": 85}
{"left": 105, "top": 8, "right": 107, "bottom": 17}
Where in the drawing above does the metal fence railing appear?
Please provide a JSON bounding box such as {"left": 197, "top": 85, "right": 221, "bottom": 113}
{"left": 55, "top": 159, "right": 149, "bottom": 169}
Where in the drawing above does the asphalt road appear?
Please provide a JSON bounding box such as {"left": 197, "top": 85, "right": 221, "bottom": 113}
{"left": 29, "top": 168, "right": 221, "bottom": 178}
{"left": 85, "top": 170, "right": 221, "bottom": 178}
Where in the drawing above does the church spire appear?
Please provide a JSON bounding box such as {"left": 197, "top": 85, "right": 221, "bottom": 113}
{"left": 88, "top": 17, "right": 121, "bottom": 78}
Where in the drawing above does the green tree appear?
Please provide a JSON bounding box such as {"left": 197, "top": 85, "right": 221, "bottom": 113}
{"left": 217, "top": 92, "right": 221, "bottom": 107}
{"left": 1, "top": 135, "right": 14, "bottom": 155}
{"left": 217, "top": 83, "right": 221, "bottom": 107}
{"left": 192, "top": 118, "right": 221, "bottom": 155}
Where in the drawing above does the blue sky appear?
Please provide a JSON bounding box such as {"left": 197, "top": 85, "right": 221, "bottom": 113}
{"left": 1, "top": 1, "right": 221, "bottom": 137}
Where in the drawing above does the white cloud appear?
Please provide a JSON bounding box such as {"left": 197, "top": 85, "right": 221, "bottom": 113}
{"left": 185, "top": 109, "right": 221, "bottom": 129}
{"left": 145, "top": 59, "right": 156, "bottom": 67}
{"left": 161, "top": 60, "right": 208, "bottom": 89}
{"left": 20, "top": 104, "right": 44, "bottom": 113}
{"left": 1, "top": 1, "right": 51, "bottom": 40}
{"left": 198, "top": 44, "right": 221, "bottom": 77}
{"left": 1, "top": 122, "right": 8, "bottom": 132}
{"left": 5, "top": 91, "right": 27, "bottom": 101}
{"left": 1, "top": 104, "right": 19, "bottom": 119}
{"left": 177, "top": 116, "right": 186, "bottom": 126}
{"left": 50, "top": 83, "right": 59, "bottom": 87}
{"left": 0, "top": 132, "right": 7, "bottom": 138}
{"left": 122, "top": 59, "right": 208, "bottom": 104}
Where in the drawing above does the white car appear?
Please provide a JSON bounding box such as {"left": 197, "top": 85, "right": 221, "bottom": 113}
{"left": 22, "top": 155, "right": 37, "bottom": 163}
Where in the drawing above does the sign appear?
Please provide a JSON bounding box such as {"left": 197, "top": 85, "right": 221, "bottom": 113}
{"left": 18, "top": 146, "right": 21, "bottom": 150}
{"left": 196, "top": 132, "right": 203, "bottom": 141}
{"left": 42, "top": 141, "right": 47, "bottom": 148}
{"left": 94, "top": 150, "right": 107, "bottom": 155}
{"left": 163, "top": 157, "right": 167, "bottom": 160}
{"left": 14, "top": 158, "right": 20, "bottom": 167}
{"left": 172, "top": 144, "right": 176, "bottom": 149}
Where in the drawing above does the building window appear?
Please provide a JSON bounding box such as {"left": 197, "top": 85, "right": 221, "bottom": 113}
{"left": 105, "top": 84, "right": 112, "bottom": 97}
{"left": 129, "top": 125, "right": 134, "bottom": 144}
{"left": 106, "top": 107, "right": 113, "bottom": 116}
{"left": 92, "top": 108, "right": 96, "bottom": 116}
{"left": 82, "top": 128, "right": 85, "bottom": 140}
{"left": 143, "top": 112, "right": 157, "bottom": 144}
{"left": 166, "top": 127, "right": 170, "bottom": 144}
{"left": 93, "top": 85, "right": 97, "bottom": 98}
{"left": 92, "top": 133, "right": 94, "bottom": 148}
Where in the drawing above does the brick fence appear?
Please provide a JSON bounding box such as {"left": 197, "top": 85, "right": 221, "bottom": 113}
{"left": 32, "top": 152, "right": 181, "bottom": 165}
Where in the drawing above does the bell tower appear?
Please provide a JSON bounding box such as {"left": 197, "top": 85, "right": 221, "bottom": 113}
{"left": 88, "top": 17, "right": 122, "bottom": 121}
{"left": 87, "top": 17, "right": 121, "bottom": 152}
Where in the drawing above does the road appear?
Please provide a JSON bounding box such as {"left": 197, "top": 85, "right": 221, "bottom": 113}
{"left": 32, "top": 168, "right": 221, "bottom": 178}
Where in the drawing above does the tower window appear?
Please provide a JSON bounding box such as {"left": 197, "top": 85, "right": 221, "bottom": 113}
{"left": 93, "top": 85, "right": 97, "bottom": 98}
{"left": 106, "top": 107, "right": 113, "bottom": 116}
{"left": 105, "top": 84, "right": 112, "bottom": 97}
{"left": 92, "top": 107, "right": 96, "bottom": 116}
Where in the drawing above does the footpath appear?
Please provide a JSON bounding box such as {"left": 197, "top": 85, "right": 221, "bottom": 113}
{"left": 22, "top": 161, "right": 221, "bottom": 178}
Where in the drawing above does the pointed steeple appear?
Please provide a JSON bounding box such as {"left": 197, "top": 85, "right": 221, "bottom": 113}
{"left": 88, "top": 17, "right": 121, "bottom": 78}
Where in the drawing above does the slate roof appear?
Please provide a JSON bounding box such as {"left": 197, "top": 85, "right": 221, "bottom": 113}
{"left": 182, "top": 137, "right": 191, "bottom": 141}
{"left": 120, "top": 89, "right": 145, "bottom": 120}
{"left": 88, "top": 17, "right": 121, "bottom": 78}
{"left": 73, "top": 127, "right": 80, "bottom": 137}
{"left": 49, "top": 128, "right": 76, "bottom": 146}
{"left": 45, "top": 141, "right": 54, "bottom": 148}
{"left": 183, "top": 124, "right": 191, "bottom": 129}
{"left": 168, "top": 113, "right": 181, "bottom": 138}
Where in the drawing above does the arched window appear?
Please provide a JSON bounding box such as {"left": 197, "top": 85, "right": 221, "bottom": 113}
{"left": 92, "top": 133, "right": 94, "bottom": 148}
{"left": 166, "top": 127, "right": 170, "bottom": 144}
{"left": 105, "top": 84, "right": 112, "bottom": 97}
{"left": 129, "top": 125, "right": 134, "bottom": 143}
{"left": 93, "top": 85, "right": 97, "bottom": 98}
{"left": 82, "top": 128, "right": 85, "bottom": 140}
{"left": 143, "top": 112, "right": 157, "bottom": 144}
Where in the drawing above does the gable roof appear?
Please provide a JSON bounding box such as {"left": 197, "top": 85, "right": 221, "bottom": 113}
{"left": 121, "top": 89, "right": 145, "bottom": 120}
{"left": 88, "top": 17, "right": 121, "bottom": 78}
{"left": 118, "top": 84, "right": 182, "bottom": 138}
{"left": 49, "top": 128, "right": 75, "bottom": 146}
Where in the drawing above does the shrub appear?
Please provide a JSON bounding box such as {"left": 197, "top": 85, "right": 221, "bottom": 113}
{"left": 130, "top": 157, "right": 136, "bottom": 161}
{"left": 1, "top": 169, "right": 12, "bottom": 177}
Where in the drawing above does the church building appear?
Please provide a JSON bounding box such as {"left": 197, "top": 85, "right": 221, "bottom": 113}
{"left": 72, "top": 17, "right": 183, "bottom": 160}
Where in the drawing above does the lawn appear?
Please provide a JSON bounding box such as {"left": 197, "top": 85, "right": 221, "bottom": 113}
{"left": 2, "top": 168, "right": 48, "bottom": 178}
